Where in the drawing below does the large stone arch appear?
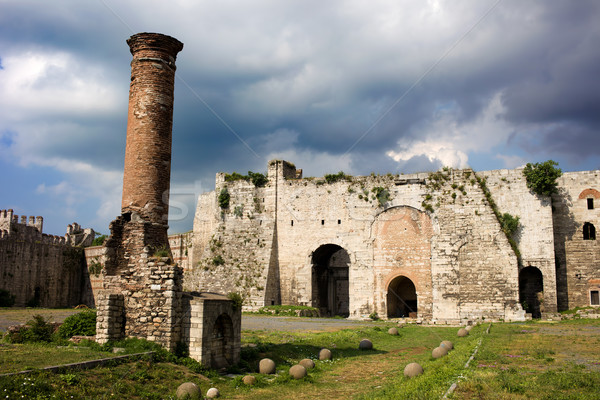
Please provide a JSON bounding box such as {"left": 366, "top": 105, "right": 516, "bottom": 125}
{"left": 310, "top": 244, "right": 350, "bottom": 317}
{"left": 371, "top": 206, "right": 433, "bottom": 319}
{"left": 519, "top": 266, "right": 544, "bottom": 318}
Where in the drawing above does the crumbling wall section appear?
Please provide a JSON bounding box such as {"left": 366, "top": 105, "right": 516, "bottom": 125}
{"left": 481, "top": 169, "right": 558, "bottom": 312}
{"left": 187, "top": 177, "right": 277, "bottom": 310}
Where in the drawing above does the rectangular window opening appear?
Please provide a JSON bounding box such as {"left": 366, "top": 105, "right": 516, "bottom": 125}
{"left": 321, "top": 220, "right": 325, "bottom": 225}
{"left": 588, "top": 198, "right": 594, "bottom": 210}
{"left": 291, "top": 220, "right": 293, "bottom": 226}
{"left": 338, "top": 219, "right": 341, "bottom": 224}
{"left": 592, "top": 290, "right": 600, "bottom": 306}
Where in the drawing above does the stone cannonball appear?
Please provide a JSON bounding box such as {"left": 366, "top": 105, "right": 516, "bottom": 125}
{"left": 359, "top": 339, "right": 373, "bottom": 350}
{"left": 388, "top": 327, "right": 399, "bottom": 335}
{"left": 259, "top": 358, "right": 276, "bottom": 374}
{"left": 289, "top": 364, "right": 307, "bottom": 379}
{"left": 440, "top": 340, "right": 454, "bottom": 351}
{"left": 319, "top": 348, "right": 332, "bottom": 361}
{"left": 176, "top": 382, "right": 200, "bottom": 400}
{"left": 242, "top": 375, "right": 256, "bottom": 386}
{"left": 206, "top": 387, "right": 220, "bottom": 399}
{"left": 403, "top": 362, "right": 424, "bottom": 378}
{"left": 465, "top": 325, "right": 473, "bottom": 332}
{"left": 457, "top": 328, "right": 469, "bottom": 337}
{"left": 299, "top": 358, "right": 315, "bottom": 370}
{"left": 432, "top": 346, "right": 448, "bottom": 359}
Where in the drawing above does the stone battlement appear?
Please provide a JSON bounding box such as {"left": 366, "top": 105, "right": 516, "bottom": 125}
{"left": 0, "top": 209, "right": 43, "bottom": 233}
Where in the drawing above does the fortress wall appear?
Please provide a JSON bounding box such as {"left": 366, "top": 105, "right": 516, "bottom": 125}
{"left": 169, "top": 231, "right": 192, "bottom": 272}
{"left": 0, "top": 214, "right": 86, "bottom": 307}
{"left": 186, "top": 178, "right": 277, "bottom": 310}
{"left": 426, "top": 170, "right": 523, "bottom": 322}
{"left": 481, "top": 169, "right": 558, "bottom": 312}
{"left": 190, "top": 164, "right": 527, "bottom": 321}
{"left": 554, "top": 171, "right": 600, "bottom": 309}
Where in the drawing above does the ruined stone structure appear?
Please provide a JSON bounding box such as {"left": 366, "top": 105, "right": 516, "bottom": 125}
{"left": 95, "top": 33, "right": 240, "bottom": 367}
{"left": 189, "top": 160, "right": 600, "bottom": 322}
{"left": 0, "top": 209, "right": 94, "bottom": 307}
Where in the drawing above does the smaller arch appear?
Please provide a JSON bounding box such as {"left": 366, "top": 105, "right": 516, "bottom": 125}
{"left": 519, "top": 267, "right": 544, "bottom": 319}
{"left": 578, "top": 188, "right": 600, "bottom": 199}
{"left": 210, "top": 313, "right": 234, "bottom": 368}
{"left": 386, "top": 275, "right": 417, "bottom": 318}
{"left": 583, "top": 222, "right": 596, "bottom": 240}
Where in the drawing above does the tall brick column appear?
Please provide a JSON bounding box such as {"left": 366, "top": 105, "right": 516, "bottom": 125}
{"left": 121, "top": 32, "right": 183, "bottom": 227}
{"left": 98, "top": 33, "right": 185, "bottom": 351}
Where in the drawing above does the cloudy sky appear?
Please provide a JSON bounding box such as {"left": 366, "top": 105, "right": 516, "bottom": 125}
{"left": 1, "top": 1, "right": 599, "bottom": 235}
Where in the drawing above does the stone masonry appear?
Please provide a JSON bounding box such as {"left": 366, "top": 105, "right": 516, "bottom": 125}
{"left": 0, "top": 209, "right": 94, "bottom": 307}
{"left": 96, "top": 33, "right": 241, "bottom": 367}
{"left": 189, "top": 160, "right": 600, "bottom": 322}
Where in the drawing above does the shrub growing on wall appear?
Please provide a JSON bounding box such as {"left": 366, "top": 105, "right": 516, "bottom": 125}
{"left": 218, "top": 188, "right": 230, "bottom": 209}
{"left": 523, "top": 160, "right": 562, "bottom": 196}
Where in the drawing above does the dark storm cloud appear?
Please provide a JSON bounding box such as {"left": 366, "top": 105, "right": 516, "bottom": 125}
{"left": 2, "top": 0, "right": 600, "bottom": 234}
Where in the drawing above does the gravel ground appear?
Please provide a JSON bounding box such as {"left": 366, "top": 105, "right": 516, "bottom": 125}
{"left": 241, "top": 314, "right": 378, "bottom": 331}
{"left": 0, "top": 308, "right": 378, "bottom": 333}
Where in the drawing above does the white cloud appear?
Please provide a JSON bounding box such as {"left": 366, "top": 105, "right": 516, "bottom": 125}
{"left": 0, "top": 51, "right": 122, "bottom": 121}
{"left": 387, "top": 91, "right": 510, "bottom": 169}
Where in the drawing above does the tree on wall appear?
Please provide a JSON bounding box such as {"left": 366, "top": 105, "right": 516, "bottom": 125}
{"left": 523, "top": 160, "right": 563, "bottom": 196}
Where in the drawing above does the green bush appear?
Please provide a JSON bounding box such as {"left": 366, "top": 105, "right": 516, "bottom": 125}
{"left": 0, "top": 289, "right": 15, "bottom": 307}
{"left": 91, "top": 234, "right": 107, "bottom": 246}
{"left": 499, "top": 213, "right": 520, "bottom": 237}
{"left": 227, "top": 292, "right": 244, "bottom": 311}
{"left": 324, "top": 171, "right": 352, "bottom": 184}
{"left": 7, "top": 315, "right": 54, "bottom": 343}
{"left": 218, "top": 188, "right": 230, "bottom": 209}
{"left": 523, "top": 160, "right": 562, "bottom": 196}
{"left": 57, "top": 310, "right": 97, "bottom": 338}
{"left": 224, "top": 171, "right": 268, "bottom": 187}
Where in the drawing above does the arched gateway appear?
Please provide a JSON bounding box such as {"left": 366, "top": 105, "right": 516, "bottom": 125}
{"left": 311, "top": 244, "right": 350, "bottom": 317}
{"left": 387, "top": 276, "right": 417, "bottom": 318}
{"left": 519, "top": 266, "right": 544, "bottom": 318}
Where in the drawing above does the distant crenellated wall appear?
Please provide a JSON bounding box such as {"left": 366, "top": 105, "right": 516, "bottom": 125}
{"left": 0, "top": 209, "right": 93, "bottom": 307}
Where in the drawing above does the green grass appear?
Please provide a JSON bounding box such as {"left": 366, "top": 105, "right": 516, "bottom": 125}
{"left": 0, "top": 341, "right": 111, "bottom": 374}
{"left": 1, "top": 318, "right": 600, "bottom": 399}
{"left": 451, "top": 321, "right": 600, "bottom": 399}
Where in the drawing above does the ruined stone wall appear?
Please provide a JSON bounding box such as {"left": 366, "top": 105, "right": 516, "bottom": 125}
{"left": 481, "top": 169, "right": 558, "bottom": 312}
{"left": 553, "top": 171, "right": 600, "bottom": 309}
{"left": 0, "top": 209, "right": 89, "bottom": 307}
{"left": 190, "top": 161, "right": 528, "bottom": 322}
{"left": 169, "top": 232, "right": 192, "bottom": 272}
{"left": 186, "top": 176, "right": 278, "bottom": 310}
{"left": 83, "top": 245, "right": 107, "bottom": 307}
{"left": 101, "top": 256, "right": 183, "bottom": 349}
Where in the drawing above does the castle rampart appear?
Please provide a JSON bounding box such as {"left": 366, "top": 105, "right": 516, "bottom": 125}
{"left": 0, "top": 209, "right": 93, "bottom": 307}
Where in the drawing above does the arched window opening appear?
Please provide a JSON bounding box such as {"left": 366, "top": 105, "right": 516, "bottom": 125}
{"left": 386, "top": 276, "right": 417, "bottom": 318}
{"left": 519, "top": 267, "right": 544, "bottom": 318}
{"left": 311, "top": 244, "right": 350, "bottom": 317}
{"left": 583, "top": 222, "right": 596, "bottom": 240}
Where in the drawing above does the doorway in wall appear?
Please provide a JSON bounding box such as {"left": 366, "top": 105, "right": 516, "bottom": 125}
{"left": 387, "top": 276, "right": 417, "bottom": 318}
{"left": 311, "top": 244, "right": 349, "bottom": 317}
